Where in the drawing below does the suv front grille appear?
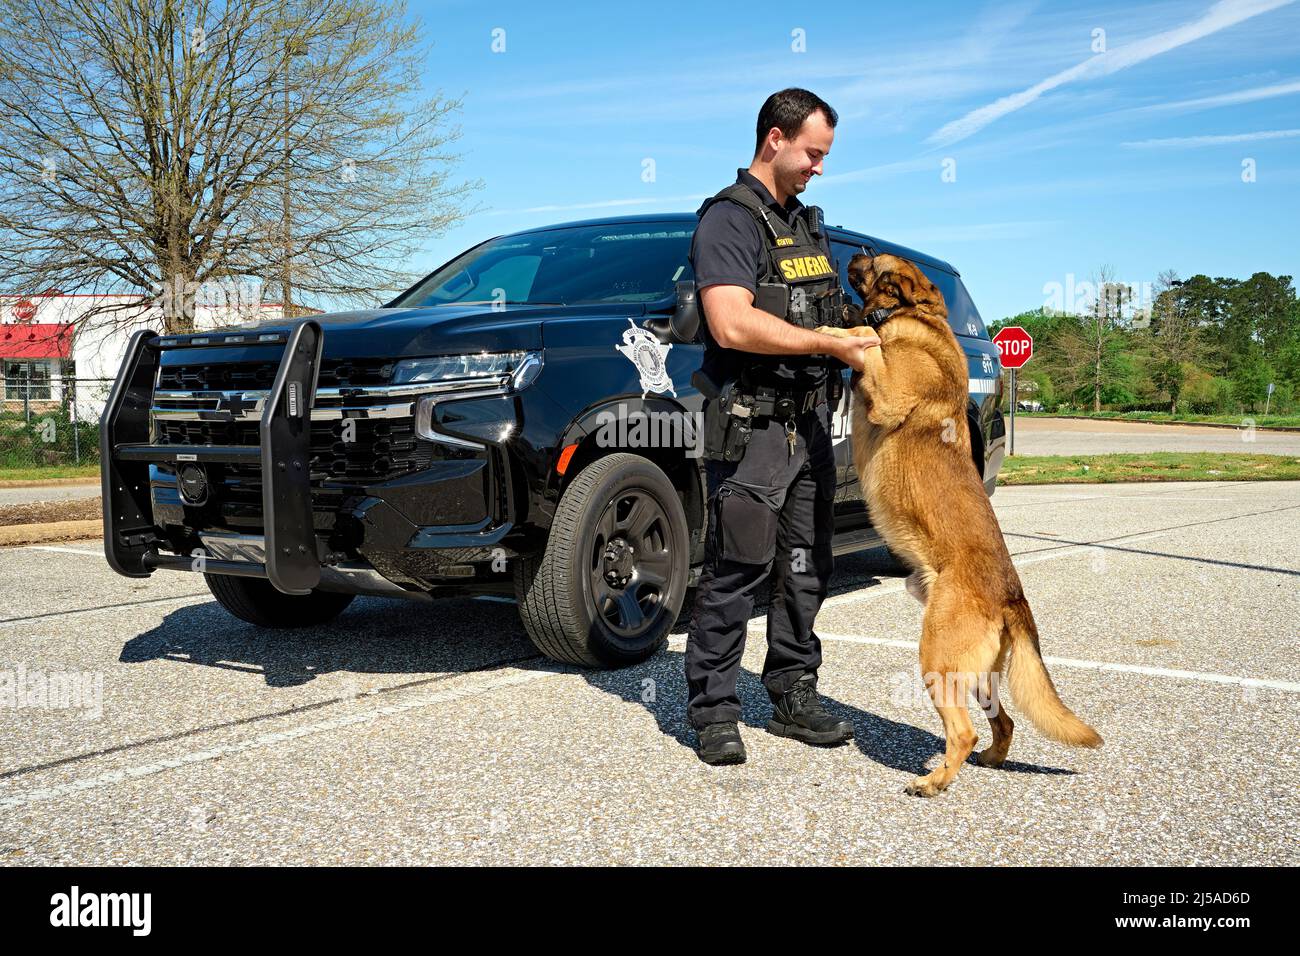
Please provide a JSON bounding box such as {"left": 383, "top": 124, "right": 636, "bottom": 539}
{"left": 155, "top": 416, "right": 431, "bottom": 483}
{"left": 158, "top": 357, "right": 395, "bottom": 392}
{"left": 148, "top": 349, "right": 494, "bottom": 535}
{"left": 158, "top": 361, "right": 276, "bottom": 391}
{"left": 149, "top": 354, "right": 457, "bottom": 537}
{"left": 317, "top": 359, "right": 395, "bottom": 388}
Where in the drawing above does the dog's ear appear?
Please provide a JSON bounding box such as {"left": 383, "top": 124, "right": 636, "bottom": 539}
{"left": 871, "top": 255, "right": 942, "bottom": 308}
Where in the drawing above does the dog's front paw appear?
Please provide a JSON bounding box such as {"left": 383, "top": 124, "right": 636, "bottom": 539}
{"left": 815, "top": 325, "right": 853, "bottom": 338}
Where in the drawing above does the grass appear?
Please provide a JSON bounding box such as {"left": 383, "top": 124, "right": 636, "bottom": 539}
{"left": 0, "top": 463, "right": 101, "bottom": 482}
{"left": 1014, "top": 409, "right": 1300, "bottom": 428}
{"left": 999, "top": 452, "right": 1300, "bottom": 484}
{"left": 7, "top": 452, "right": 1299, "bottom": 488}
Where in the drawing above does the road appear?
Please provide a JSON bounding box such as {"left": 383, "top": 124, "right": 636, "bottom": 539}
{"left": 1008, "top": 415, "right": 1300, "bottom": 456}
{"left": 1, "top": 479, "right": 1296, "bottom": 865}
{"left": 4, "top": 417, "right": 1297, "bottom": 508}
{"left": 0, "top": 483, "right": 99, "bottom": 507}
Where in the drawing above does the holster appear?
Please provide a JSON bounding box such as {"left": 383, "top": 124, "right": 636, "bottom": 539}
{"left": 699, "top": 380, "right": 754, "bottom": 463}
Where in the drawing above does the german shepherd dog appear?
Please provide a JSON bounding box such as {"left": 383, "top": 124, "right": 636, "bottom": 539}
{"left": 818, "top": 254, "right": 1101, "bottom": 796}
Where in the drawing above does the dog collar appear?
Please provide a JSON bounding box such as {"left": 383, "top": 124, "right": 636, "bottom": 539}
{"left": 864, "top": 307, "right": 896, "bottom": 329}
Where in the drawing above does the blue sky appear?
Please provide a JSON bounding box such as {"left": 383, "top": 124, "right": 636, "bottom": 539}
{"left": 404, "top": 0, "right": 1300, "bottom": 323}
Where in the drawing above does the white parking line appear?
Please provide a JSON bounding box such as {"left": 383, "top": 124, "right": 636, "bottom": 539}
{"left": 673, "top": 628, "right": 1299, "bottom": 693}
{"left": 1106, "top": 495, "right": 1236, "bottom": 501}
{"left": 0, "top": 667, "right": 557, "bottom": 809}
{"left": 990, "top": 483, "right": 1253, "bottom": 507}
{"left": 774, "top": 630, "right": 1300, "bottom": 694}
{"left": 0, "top": 592, "right": 209, "bottom": 627}
{"left": 822, "top": 521, "right": 1223, "bottom": 610}
{"left": 19, "top": 545, "right": 102, "bottom": 556}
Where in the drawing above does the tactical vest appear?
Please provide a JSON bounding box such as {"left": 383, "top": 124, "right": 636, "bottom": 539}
{"left": 695, "top": 182, "right": 845, "bottom": 332}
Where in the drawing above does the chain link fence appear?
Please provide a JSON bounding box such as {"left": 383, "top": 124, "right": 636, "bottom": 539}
{"left": 0, "top": 377, "right": 113, "bottom": 474}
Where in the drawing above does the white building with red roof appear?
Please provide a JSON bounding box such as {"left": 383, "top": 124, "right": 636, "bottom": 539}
{"left": 1, "top": 292, "right": 297, "bottom": 420}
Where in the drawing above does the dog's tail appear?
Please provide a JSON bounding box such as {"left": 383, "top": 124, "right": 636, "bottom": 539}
{"left": 1004, "top": 598, "right": 1102, "bottom": 748}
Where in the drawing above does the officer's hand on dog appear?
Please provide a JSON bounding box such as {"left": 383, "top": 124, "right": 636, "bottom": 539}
{"left": 822, "top": 331, "right": 880, "bottom": 373}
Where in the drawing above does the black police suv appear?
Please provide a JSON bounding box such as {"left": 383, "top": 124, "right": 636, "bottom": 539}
{"left": 101, "top": 214, "right": 1006, "bottom": 667}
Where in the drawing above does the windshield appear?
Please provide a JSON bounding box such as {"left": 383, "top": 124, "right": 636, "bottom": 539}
{"left": 390, "top": 222, "right": 696, "bottom": 307}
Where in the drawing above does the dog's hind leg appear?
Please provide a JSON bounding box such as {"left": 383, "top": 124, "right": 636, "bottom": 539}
{"left": 908, "top": 669, "right": 978, "bottom": 797}
{"left": 905, "top": 576, "right": 995, "bottom": 797}
{"left": 974, "top": 641, "right": 1014, "bottom": 768}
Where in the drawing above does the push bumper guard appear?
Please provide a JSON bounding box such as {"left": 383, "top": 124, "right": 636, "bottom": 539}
{"left": 100, "top": 320, "right": 324, "bottom": 595}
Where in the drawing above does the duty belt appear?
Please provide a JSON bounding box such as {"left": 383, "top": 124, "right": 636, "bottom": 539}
{"left": 745, "top": 382, "right": 823, "bottom": 420}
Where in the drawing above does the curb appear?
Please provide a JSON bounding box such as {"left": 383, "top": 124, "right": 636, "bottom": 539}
{"left": 998, "top": 477, "right": 1300, "bottom": 486}
{"left": 0, "top": 477, "right": 101, "bottom": 489}
{"left": 1018, "top": 414, "right": 1300, "bottom": 433}
{"left": 0, "top": 520, "right": 102, "bottom": 548}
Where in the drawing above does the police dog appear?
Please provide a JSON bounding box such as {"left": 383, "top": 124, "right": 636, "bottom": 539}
{"left": 817, "top": 254, "right": 1101, "bottom": 797}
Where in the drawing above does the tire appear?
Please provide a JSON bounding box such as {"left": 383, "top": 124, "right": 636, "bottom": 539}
{"left": 514, "top": 453, "right": 689, "bottom": 667}
{"left": 205, "top": 573, "right": 356, "bottom": 628}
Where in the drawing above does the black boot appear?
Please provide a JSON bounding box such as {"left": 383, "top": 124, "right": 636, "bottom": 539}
{"left": 695, "top": 721, "right": 747, "bottom": 765}
{"left": 768, "top": 675, "right": 853, "bottom": 745}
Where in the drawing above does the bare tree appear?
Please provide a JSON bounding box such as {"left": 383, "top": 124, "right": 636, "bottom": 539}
{"left": 0, "top": 0, "right": 480, "bottom": 333}
{"left": 1054, "top": 265, "right": 1132, "bottom": 411}
{"left": 1145, "top": 269, "right": 1208, "bottom": 413}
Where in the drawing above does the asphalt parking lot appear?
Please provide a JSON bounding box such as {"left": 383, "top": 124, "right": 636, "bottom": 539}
{"left": 1, "top": 479, "right": 1297, "bottom": 865}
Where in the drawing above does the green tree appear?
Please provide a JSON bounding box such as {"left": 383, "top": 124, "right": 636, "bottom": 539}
{"left": 1229, "top": 272, "right": 1297, "bottom": 363}
{"left": 1230, "top": 345, "right": 1272, "bottom": 411}
{"left": 992, "top": 268, "right": 1299, "bottom": 416}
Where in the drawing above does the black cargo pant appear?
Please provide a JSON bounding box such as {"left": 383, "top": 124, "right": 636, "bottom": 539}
{"left": 684, "top": 396, "right": 837, "bottom": 729}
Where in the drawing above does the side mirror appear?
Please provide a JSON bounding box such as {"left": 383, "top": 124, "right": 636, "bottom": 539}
{"left": 669, "top": 280, "right": 700, "bottom": 344}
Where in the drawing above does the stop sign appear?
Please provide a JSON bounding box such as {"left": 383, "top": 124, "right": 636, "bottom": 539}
{"left": 992, "top": 326, "right": 1033, "bottom": 369}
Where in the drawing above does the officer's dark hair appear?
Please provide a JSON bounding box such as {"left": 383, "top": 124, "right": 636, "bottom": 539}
{"left": 753, "top": 88, "right": 838, "bottom": 157}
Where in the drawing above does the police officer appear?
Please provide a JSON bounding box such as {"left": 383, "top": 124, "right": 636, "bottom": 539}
{"left": 685, "top": 88, "right": 880, "bottom": 765}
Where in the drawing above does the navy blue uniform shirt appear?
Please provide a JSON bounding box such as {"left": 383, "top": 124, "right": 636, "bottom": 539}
{"left": 689, "top": 168, "right": 834, "bottom": 389}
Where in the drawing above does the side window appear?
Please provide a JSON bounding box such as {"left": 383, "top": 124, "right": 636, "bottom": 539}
{"left": 917, "top": 265, "right": 987, "bottom": 340}
{"left": 954, "top": 278, "right": 987, "bottom": 339}
{"left": 830, "top": 238, "right": 869, "bottom": 306}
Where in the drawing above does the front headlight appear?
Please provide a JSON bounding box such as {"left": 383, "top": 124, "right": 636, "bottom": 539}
{"left": 392, "top": 350, "right": 542, "bottom": 391}
{"left": 411, "top": 351, "right": 541, "bottom": 448}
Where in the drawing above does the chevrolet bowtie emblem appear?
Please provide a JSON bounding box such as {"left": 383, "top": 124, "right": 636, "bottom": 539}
{"left": 217, "top": 392, "right": 256, "bottom": 417}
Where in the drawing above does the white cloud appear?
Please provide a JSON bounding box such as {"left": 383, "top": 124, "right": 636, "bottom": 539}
{"left": 1133, "top": 77, "right": 1300, "bottom": 112}
{"left": 1122, "top": 127, "right": 1300, "bottom": 147}
{"left": 927, "top": 0, "right": 1297, "bottom": 147}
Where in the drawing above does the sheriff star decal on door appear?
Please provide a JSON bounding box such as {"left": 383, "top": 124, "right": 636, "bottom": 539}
{"left": 615, "top": 319, "right": 675, "bottom": 397}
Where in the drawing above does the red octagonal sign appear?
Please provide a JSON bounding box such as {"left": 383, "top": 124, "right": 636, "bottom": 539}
{"left": 992, "top": 326, "right": 1033, "bottom": 370}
